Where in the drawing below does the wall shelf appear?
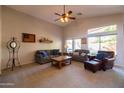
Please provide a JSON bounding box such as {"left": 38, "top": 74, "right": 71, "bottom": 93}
{"left": 39, "top": 37, "right": 53, "bottom": 43}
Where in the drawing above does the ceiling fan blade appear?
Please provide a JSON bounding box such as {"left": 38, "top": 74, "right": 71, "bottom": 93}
{"left": 69, "top": 17, "right": 76, "bottom": 20}
{"left": 54, "top": 13, "right": 61, "bottom": 16}
{"left": 68, "top": 11, "right": 72, "bottom": 15}
{"left": 54, "top": 18, "right": 60, "bottom": 21}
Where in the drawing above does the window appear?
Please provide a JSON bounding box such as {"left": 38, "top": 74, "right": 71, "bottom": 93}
{"left": 88, "top": 25, "right": 117, "bottom": 55}
{"left": 66, "top": 40, "right": 73, "bottom": 53}
{"left": 74, "top": 39, "right": 81, "bottom": 50}
{"left": 88, "top": 37, "right": 100, "bottom": 55}
{"left": 100, "top": 35, "right": 116, "bottom": 52}
{"left": 88, "top": 25, "right": 117, "bottom": 34}
{"left": 65, "top": 39, "right": 81, "bottom": 53}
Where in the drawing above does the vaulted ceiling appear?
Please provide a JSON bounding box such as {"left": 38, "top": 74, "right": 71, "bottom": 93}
{"left": 7, "top": 5, "right": 124, "bottom": 27}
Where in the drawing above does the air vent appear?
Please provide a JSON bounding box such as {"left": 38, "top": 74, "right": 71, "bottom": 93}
{"left": 77, "top": 12, "right": 82, "bottom": 16}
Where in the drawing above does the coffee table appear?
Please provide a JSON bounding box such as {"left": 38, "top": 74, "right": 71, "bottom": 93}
{"left": 51, "top": 56, "right": 72, "bottom": 69}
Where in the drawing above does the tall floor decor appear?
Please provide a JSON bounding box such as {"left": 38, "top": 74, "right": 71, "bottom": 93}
{"left": 6, "top": 37, "right": 21, "bottom": 71}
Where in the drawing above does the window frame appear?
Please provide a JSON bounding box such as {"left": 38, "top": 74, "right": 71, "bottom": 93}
{"left": 65, "top": 38, "right": 82, "bottom": 53}
{"left": 88, "top": 25, "right": 117, "bottom": 55}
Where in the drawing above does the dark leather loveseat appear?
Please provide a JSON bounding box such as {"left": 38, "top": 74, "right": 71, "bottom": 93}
{"left": 98, "top": 51, "right": 115, "bottom": 71}
{"left": 35, "top": 49, "right": 60, "bottom": 64}
{"left": 84, "top": 51, "right": 115, "bottom": 73}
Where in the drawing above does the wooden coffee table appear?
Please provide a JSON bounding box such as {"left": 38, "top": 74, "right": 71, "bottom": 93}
{"left": 51, "top": 56, "right": 72, "bottom": 69}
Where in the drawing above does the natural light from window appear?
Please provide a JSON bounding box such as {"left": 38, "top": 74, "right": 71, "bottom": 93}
{"left": 88, "top": 25, "right": 117, "bottom": 34}
{"left": 66, "top": 39, "right": 81, "bottom": 53}
{"left": 88, "top": 25, "right": 117, "bottom": 55}
{"left": 66, "top": 40, "right": 73, "bottom": 53}
{"left": 74, "top": 39, "right": 81, "bottom": 50}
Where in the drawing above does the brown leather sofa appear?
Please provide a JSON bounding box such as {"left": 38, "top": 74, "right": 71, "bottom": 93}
{"left": 84, "top": 51, "right": 115, "bottom": 73}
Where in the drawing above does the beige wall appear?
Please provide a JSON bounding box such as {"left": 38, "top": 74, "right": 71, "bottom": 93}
{"left": 64, "top": 14, "right": 124, "bottom": 66}
{"left": 0, "top": 6, "right": 2, "bottom": 74}
{"left": 64, "top": 14, "right": 123, "bottom": 39}
{"left": 1, "top": 6, "right": 63, "bottom": 69}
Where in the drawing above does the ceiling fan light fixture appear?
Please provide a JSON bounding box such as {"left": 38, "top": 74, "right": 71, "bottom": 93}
{"left": 54, "top": 5, "right": 76, "bottom": 23}
{"left": 64, "top": 17, "right": 68, "bottom": 22}
{"left": 60, "top": 17, "right": 65, "bottom": 23}
{"left": 66, "top": 13, "right": 69, "bottom": 17}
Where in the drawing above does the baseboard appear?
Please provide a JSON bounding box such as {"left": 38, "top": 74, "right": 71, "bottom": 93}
{"left": 0, "top": 67, "right": 1, "bottom": 75}
{"left": 114, "top": 64, "right": 124, "bottom": 68}
{"left": 1, "top": 60, "right": 34, "bottom": 70}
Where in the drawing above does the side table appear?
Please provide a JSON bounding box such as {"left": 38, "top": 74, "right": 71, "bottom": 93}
{"left": 87, "top": 54, "right": 96, "bottom": 61}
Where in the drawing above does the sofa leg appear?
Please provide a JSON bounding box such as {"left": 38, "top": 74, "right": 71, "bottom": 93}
{"left": 93, "top": 71, "right": 96, "bottom": 73}
{"left": 51, "top": 61, "right": 54, "bottom": 66}
{"left": 84, "top": 65, "right": 86, "bottom": 69}
{"left": 103, "top": 69, "right": 106, "bottom": 71}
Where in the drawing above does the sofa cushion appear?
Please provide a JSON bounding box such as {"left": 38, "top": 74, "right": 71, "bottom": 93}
{"left": 50, "top": 49, "right": 59, "bottom": 55}
{"left": 96, "top": 53, "right": 108, "bottom": 60}
{"left": 81, "top": 50, "right": 89, "bottom": 54}
{"left": 53, "top": 49, "right": 59, "bottom": 55}
{"left": 73, "top": 52, "right": 79, "bottom": 55}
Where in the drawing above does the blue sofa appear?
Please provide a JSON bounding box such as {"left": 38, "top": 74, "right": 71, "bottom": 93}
{"left": 35, "top": 49, "right": 60, "bottom": 64}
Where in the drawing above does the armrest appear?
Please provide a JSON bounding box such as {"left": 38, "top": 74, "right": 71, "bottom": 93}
{"left": 102, "top": 57, "right": 115, "bottom": 65}
{"left": 104, "top": 57, "right": 115, "bottom": 62}
{"left": 102, "top": 57, "right": 115, "bottom": 69}
{"left": 93, "top": 59, "right": 101, "bottom": 62}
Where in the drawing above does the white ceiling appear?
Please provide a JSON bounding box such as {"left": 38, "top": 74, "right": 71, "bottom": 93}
{"left": 7, "top": 5, "right": 124, "bottom": 27}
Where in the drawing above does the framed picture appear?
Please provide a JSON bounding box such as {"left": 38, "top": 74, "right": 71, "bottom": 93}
{"left": 22, "top": 33, "right": 35, "bottom": 42}
{"left": 81, "top": 38, "right": 87, "bottom": 44}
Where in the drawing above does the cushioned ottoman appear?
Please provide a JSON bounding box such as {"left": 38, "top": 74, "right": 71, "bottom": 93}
{"left": 84, "top": 60, "right": 101, "bottom": 73}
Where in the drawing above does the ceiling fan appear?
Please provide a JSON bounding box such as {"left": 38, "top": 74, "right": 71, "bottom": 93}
{"left": 54, "top": 5, "right": 76, "bottom": 23}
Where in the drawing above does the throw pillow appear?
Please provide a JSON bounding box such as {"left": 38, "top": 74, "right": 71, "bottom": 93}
{"left": 73, "top": 52, "right": 79, "bottom": 55}
{"left": 81, "top": 52, "right": 86, "bottom": 56}
{"left": 42, "top": 51, "right": 48, "bottom": 57}
{"left": 40, "top": 53, "right": 45, "bottom": 57}
{"left": 96, "top": 53, "right": 107, "bottom": 60}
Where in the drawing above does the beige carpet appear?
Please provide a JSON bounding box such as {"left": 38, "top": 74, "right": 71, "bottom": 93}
{"left": 0, "top": 61, "right": 124, "bottom": 88}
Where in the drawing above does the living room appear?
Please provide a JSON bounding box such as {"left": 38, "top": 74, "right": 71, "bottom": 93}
{"left": 0, "top": 4, "right": 124, "bottom": 88}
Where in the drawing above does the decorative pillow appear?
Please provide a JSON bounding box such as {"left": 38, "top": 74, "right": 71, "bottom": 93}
{"left": 73, "top": 52, "right": 79, "bottom": 55}
{"left": 40, "top": 53, "right": 45, "bottom": 57}
{"left": 81, "top": 52, "right": 86, "bottom": 56}
{"left": 96, "top": 53, "right": 107, "bottom": 60}
{"left": 42, "top": 51, "right": 48, "bottom": 57}
{"left": 96, "top": 53, "right": 104, "bottom": 60}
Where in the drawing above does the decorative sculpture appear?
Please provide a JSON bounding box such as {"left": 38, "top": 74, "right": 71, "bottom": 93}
{"left": 6, "top": 37, "right": 21, "bottom": 71}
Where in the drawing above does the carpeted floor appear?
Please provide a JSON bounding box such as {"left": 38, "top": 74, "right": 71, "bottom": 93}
{"left": 0, "top": 61, "right": 124, "bottom": 88}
